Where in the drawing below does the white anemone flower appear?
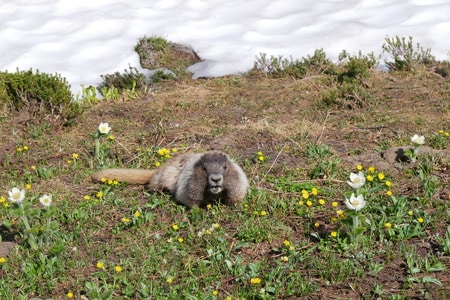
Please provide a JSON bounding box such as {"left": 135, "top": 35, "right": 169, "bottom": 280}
{"left": 39, "top": 194, "right": 52, "bottom": 207}
{"left": 347, "top": 171, "right": 366, "bottom": 189}
{"left": 8, "top": 187, "right": 26, "bottom": 204}
{"left": 344, "top": 193, "right": 366, "bottom": 211}
{"left": 98, "top": 122, "right": 111, "bottom": 135}
{"left": 411, "top": 134, "right": 425, "bottom": 145}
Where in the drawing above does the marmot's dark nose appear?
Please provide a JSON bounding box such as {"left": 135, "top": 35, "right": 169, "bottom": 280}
{"left": 209, "top": 174, "right": 223, "bottom": 186}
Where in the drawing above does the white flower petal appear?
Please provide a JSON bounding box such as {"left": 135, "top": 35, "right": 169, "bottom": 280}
{"left": 345, "top": 193, "right": 366, "bottom": 211}
{"left": 98, "top": 122, "right": 111, "bottom": 134}
{"left": 411, "top": 134, "right": 425, "bottom": 145}
{"left": 39, "top": 194, "right": 52, "bottom": 207}
{"left": 8, "top": 187, "right": 25, "bottom": 204}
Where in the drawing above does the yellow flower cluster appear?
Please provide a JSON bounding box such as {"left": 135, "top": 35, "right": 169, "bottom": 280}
{"left": 250, "top": 277, "right": 261, "bottom": 285}
{"left": 100, "top": 177, "right": 119, "bottom": 185}
{"left": 438, "top": 129, "right": 450, "bottom": 137}
{"left": 95, "top": 261, "right": 123, "bottom": 274}
{"left": 252, "top": 210, "right": 268, "bottom": 216}
{"left": 157, "top": 147, "right": 178, "bottom": 159}
{"left": 254, "top": 151, "right": 267, "bottom": 162}
{"left": 0, "top": 196, "right": 8, "bottom": 208}
{"left": 282, "top": 239, "right": 295, "bottom": 251}
{"left": 297, "top": 187, "right": 328, "bottom": 209}
{"left": 16, "top": 145, "right": 30, "bottom": 153}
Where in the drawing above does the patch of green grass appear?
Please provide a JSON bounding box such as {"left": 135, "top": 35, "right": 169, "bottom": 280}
{"left": 1, "top": 40, "right": 450, "bottom": 299}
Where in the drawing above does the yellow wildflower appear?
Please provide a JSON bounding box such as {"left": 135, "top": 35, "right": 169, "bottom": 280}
{"left": 314, "top": 222, "right": 320, "bottom": 228}
{"left": 96, "top": 190, "right": 103, "bottom": 198}
{"left": 96, "top": 261, "right": 105, "bottom": 269}
{"left": 330, "top": 231, "right": 338, "bottom": 237}
{"left": 260, "top": 210, "right": 267, "bottom": 216}
{"left": 83, "top": 195, "right": 91, "bottom": 200}
{"left": 283, "top": 240, "right": 291, "bottom": 247}
{"left": 212, "top": 290, "right": 218, "bottom": 296}
{"left": 172, "top": 224, "right": 179, "bottom": 231}
{"left": 134, "top": 211, "right": 141, "bottom": 218}
{"left": 408, "top": 210, "right": 414, "bottom": 216}
{"left": 356, "top": 164, "right": 363, "bottom": 171}
{"left": 318, "top": 199, "right": 325, "bottom": 205}
{"left": 368, "top": 166, "right": 376, "bottom": 173}
{"left": 384, "top": 222, "right": 392, "bottom": 229}
{"left": 121, "top": 217, "right": 131, "bottom": 223}
{"left": 377, "top": 173, "right": 385, "bottom": 180}
{"left": 386, "top": 190, "right": 393, "bottom": 196}
{"left": 366, "top": 175, "right": 374, "bottom": 182}
{"left": 385, "top": 181, "right": 392, "bottom": 187}
{"left": 306, "top": 200, "right": 313, "bottom": 207}
{"left": 23, "top": 145, "right": 29, "bottom": 151}
{"left": 312, "top": 187, "right": 318, "bottom": 196}
{"left": 114, "top": 265, "right": 123, "bottom": 273}
{"left": 67, "top": 291, "right": 74, "bottom": 298}
{"left": 250, "top": 277, "right": 261, "bottom": 285}
{"left": 0, "top": 257, "right": 6, "bottom": 263}
{"left": 72, "top": 153, "right": 79, "bottom": 159}
{"left": 331, "top": 201, "right": 338, "bottom": 207}
{"left": 177, "top": 237, "right": 184, "bottom": 243}
{"left": 301, "top": 190, "right": 310, "bottom": 199}
{"left": 166, "top": 277, "right": 174, "bottom": 284}
{"left": 25, "top": 184, "right": 32, "bottom": 190}
{"left": 417, "top": 217, "right": 424, "bottom": 224}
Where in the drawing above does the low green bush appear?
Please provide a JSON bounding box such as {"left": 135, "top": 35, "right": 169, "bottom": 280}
{"left": 0, "top": 69, "right": 80, "bottom": 121}
{"left": 97, "top": 66, "right": 147, "bottom": 93}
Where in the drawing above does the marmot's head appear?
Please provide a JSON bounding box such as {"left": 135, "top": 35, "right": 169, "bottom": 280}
{"left": 196, "top": 152, "right": 229, "bottom": 195}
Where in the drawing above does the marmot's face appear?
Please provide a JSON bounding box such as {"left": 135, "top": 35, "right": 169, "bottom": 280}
{"left": 198, "top": 152, "right": 228, "bottom": 194}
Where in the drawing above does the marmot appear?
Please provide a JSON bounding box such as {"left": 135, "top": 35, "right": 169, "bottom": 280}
{"left": 92, "top": 151, "right": 249, "bottom": 208}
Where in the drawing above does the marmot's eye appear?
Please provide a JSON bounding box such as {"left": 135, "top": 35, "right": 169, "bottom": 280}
{"left": 202, "top": 166, "right": 207, "bottom": 172}
{"left": 223, "top": 165, "right": 227, "bottom": 170}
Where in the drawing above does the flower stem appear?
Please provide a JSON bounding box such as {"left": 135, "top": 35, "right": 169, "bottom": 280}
{"left": 18, "top": 203, "right": 38, "bottom": 250}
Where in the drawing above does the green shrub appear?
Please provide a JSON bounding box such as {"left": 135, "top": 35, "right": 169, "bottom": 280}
{"left": 97, "top": 66, "right": 147, "bottom": 93}
{"left": 0, "top": 69, "right": 80, "bottom": 121}
{"left": 338, "top": 51, "right": 377, "bottom": 83}
{"left": 254, "top": 49, "right": 335, "bottom": 78}
{"left": 382, "top": 36, "right": 435, "bottom": 71}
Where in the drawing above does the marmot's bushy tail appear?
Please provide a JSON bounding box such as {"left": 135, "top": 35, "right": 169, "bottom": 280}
{"left": 91, "top": 169, "right": 156, "bottom": 185}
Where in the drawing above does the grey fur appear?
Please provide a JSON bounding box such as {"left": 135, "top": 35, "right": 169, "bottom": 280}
{"left": 92, "top": 151, "right": 248, "bottom": 208}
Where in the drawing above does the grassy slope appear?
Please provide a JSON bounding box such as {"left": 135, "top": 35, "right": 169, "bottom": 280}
{"left": 0, "top": 65, "right": 450, "bottom": 299}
